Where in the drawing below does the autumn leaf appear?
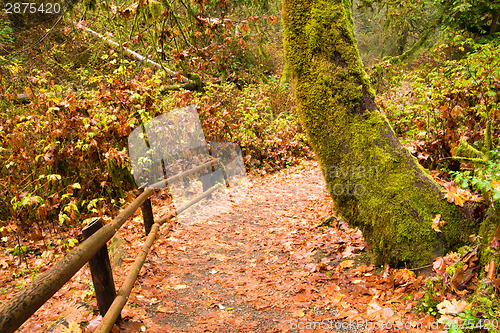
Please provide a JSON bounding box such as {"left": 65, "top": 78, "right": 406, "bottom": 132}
{"left": 442, "top": 182, "right": 472, "bottom": 207}
{"left": 267, "top": 15, "right": 278, "bottom": 24}
{"left": 25, "top": 86, "right": 35, "bottom": 100}
{"left": 437, "top": 299, "right": 467, "bottom": 315}
{"left": 292, "top": 309, "right": 305, "bottom": 317}
{"left": 337, "top": 260, "right": 354, "bottom": 271}
{"left": 433, "top": 257, "right": 448, "bottom": 275}
{"left": 394, "top": 268, "right": 415, "bottom": 284}
{"left": 451, "top": 105, "right": 464, "bottom": 118}
{"left": 62, "top": 320, "right": 82, "bottom": 333}
{"left": 485, "top": 261, "right": 496, "bottom": 280}
{"left": 239, "top": 22, "right": 250, "bottom": 33}
{"left": 490, "top": 225, "right": 500, "bottom": 249}
{"left": 431, "top": 214, "right": 447, "bottom": 232}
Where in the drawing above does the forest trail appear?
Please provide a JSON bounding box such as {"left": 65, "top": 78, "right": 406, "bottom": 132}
{"left": 144, "top": 160, "right": 344, "bottom": 332}
{"left": 115, "top": 160, "right": 425, "bottom": 332}
{"left": 16, "top": 161, "right": 427, "bottom": 332}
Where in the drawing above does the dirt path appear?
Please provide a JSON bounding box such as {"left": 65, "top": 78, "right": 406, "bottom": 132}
{"left": 147, "top": 160, "right": 337, "bottom": 332}
{"left": 15, "top": 161, "right": 427, "bottom": 332}
{"left": 116, "top": 160, "right": 420, "bottom": 333}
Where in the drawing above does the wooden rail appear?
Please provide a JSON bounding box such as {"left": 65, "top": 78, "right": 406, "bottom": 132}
{"left": 0, "top": 159, "right": 224, "bottom": 333}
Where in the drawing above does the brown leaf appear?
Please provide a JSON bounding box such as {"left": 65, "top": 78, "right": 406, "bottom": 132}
{"left": 351, "top": 264, "right": 374, "bottom": 276}
{"left": 450, "top": 266, "right": 475, "bottom": 293}
{"left": 431, "top": 214, "right": 446, "bottom": 232}
{"left": 451, "top": 105, "right": 464, "bottom": 118}
{"left": 437, "top": 299, "right": 467, "bottom": 315}
{"left": 337, "top": 260, "right": 354, "bottom": 271}
{"left": 490, "top": 225, "right": 500, "bottom": 250}
{"left": 415, "top": 119, "right": 426, "bottom": 129}
{"left": 267, "top": 15, "right": 278, "bottom": 24}
{"left": 382, "top": 263, "right": 390, "bottom": 278}
{"left": 433, "top": 257, "right": 448, "bottom": 276}
{"left": 442, "top": 182, "right": 472, "bottom": 207}
{"left": 486, "top": 261, "right": 497, "bottom": 280}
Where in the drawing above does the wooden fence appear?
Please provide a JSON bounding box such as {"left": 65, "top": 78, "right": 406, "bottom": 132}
{"left": 0, "top": 158, "right": 225, "bottom": 333}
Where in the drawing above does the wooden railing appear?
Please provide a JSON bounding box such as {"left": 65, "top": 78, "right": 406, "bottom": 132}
{"left": 0, "top": 159, "right": 225, "bottom": 333}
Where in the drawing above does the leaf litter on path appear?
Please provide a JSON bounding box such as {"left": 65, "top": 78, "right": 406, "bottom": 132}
{"left": 119, "top": 161, "right": 428, "bottom": 332}
{"left": 8, "top": 161, "right": 440, "bottom": 332}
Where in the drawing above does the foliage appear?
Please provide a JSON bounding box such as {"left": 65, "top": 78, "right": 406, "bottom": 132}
{"left": 360, "top": 0, "right": 500, "bottom": 43}
{"left": 376, "top": 32, "right": 500, "bottom": 170}
{"left": 451, "top": 148, "right": 500, "bottom": 209}
{"left": 197, "top": 78, "right": 310, "bottom": 171}
{"left": 0, "top": 68, "right": 309, "bottom": 253}
{"left": 0, "top": 0, "right": 293, "bottom": 259}
{"left": 357, "top": 0, "right": 440, "bottom": 58}
{"left": 439, "top": 0, "right": 500, "bottom": 35}
{"left": 75, "top": 0, "right": 282, "bottom": 82}
{"left": 0, "top": 16, "right": 13, "bottom": 53}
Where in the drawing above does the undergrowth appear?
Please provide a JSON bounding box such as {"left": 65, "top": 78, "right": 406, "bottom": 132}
{"left": 0, "top": 65, "right": 308, "bottom": 261}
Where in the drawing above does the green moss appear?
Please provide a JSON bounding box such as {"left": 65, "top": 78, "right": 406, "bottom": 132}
{"left": 446, "top": 260, "right": 465, "bottom": 276}
{"left": 479, "top": 214, "right": 500, "bottom": 267}
{"left": 283, "top": 0, "right": 473, "bottom": 266}
{"left": 485, "top": 120, "right": 493, "bottom": 155}
{"left": 415, "top": 276, "right": 442, "bottom": 314}
{"left": 468, "top": 278, "right": 500, "bottom": 326}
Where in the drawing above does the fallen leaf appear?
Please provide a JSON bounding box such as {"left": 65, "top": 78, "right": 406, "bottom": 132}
{"left": 486, "top": 261, "right": 496, "bottom": 280}
{"left": 490, "top": 225, "right": 500, "bottom": 249}
{"left": 437, "top": 299, "right": 467, "bottom": 315}
{"left": 450, "top": 266, "right": 475, "bottom": 293}
{"left": 381, "top": 307, "right": 395, "bottom": 319}
{"left": 86, "top": 316, "right": 102, "bottom": 331}
{"left": 433, "top": 257, "right": 447, "bottom": 275}
{"left": 451, "top": 105, "right": 464, "bottom": 118}
{"left": 382, "top": 263, "right": 390, "bottom": 278}
{"left": 337, "top": 260, "right": 354, "bottom": 271}
{"left": 431, "top": 214, "right": 446, "bottom": 232}
{"left": 292, "top": 309, "right": 305, "bottom": 317}
{"left": 62, "top": 320, "right": 82, "bottom": 333}
{"left": 443, "top": 182, "right": 472, "bottom": 207}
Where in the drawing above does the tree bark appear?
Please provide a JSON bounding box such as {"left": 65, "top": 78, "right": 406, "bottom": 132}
{"left": 490, "top": 9, "right": 500, "bottom": 35}
{"left": 282, "top": 0, "right": 476, "bottom": 266}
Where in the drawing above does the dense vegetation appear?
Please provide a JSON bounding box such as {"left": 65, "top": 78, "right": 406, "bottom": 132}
{"left": 1, "top": 0, "right": 500, "bottom": 329}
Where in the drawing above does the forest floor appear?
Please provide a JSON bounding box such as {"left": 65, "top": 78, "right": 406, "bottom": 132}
{"left": 8, "top": 160, "right": 440, "bottom": 332}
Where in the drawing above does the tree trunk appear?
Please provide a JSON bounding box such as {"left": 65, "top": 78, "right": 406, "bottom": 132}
{"left": 490, "top": 9, "right": 500, "bottom": 35}
{"left": 281, "top": 0, "right": 476, "bottom": 266}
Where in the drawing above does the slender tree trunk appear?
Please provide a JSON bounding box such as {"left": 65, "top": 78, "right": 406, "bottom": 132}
{"left": 396, "top": 27, "right": 409, "bottom": 56}
{"left": 282, "top": 0, "right": 476, "bottom": 266}
{"left": 490, "top": 9, "right": 500, "bottom": 35}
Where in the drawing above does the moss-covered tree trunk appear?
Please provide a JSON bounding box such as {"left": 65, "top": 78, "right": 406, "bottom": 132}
{"left": 282, "top": 0, "right": 476, "bottom": 266}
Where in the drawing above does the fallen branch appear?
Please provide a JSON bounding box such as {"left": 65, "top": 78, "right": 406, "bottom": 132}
{"left": 77, "top": 24, "right": 191, "bottom": 83}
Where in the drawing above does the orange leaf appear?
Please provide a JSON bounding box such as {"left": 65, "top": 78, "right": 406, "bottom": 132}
{"left": 451, "top": 105, "right": 464, "bottom": 118}
{"left": 437, "top": 299, "right": 467, "bottom": 315}
{"left": 268, "top": 15, "right": 278, "bottom": 24}
{"left": 432, "top": 214, "right": 446, "bottom": 232}
{"left": 337, "top": 260, "right": 354, "bottom": 271}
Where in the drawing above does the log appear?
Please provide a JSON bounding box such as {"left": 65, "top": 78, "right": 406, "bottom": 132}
{"left": 0, "top": 188, "right": 153, "bottom": 333}
{"left": 82, "top": 218, "right": 119, "bottom": 318}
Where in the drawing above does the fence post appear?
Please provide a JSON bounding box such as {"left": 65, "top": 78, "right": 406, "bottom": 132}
{"left": 138, "top": 184, "right": 154, "bottom": 235}
{"left": 82, "top": 218, "right": 119, "bottom": 320}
